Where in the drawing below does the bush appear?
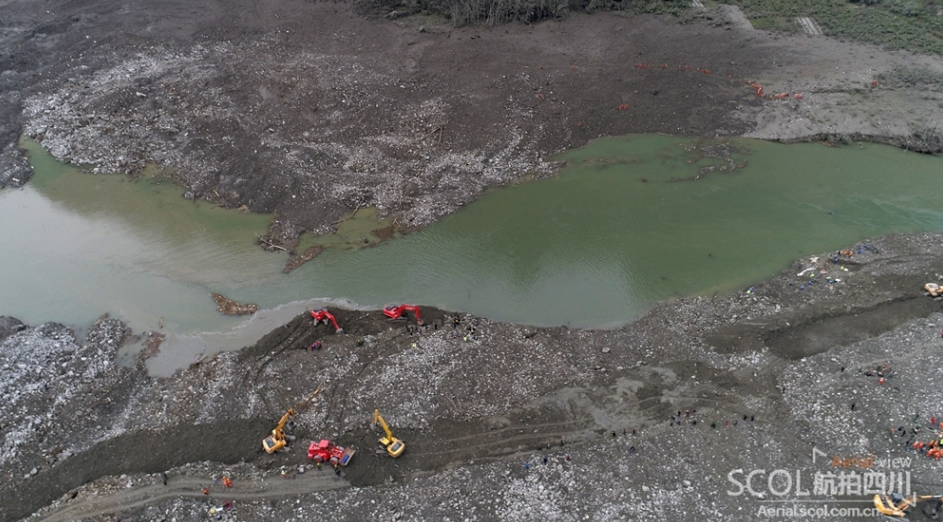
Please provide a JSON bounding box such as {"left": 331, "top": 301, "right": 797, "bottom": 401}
{"left": 352, "top": 0, "right": 688, "bottom": 26}
{"left": 885, "top": 0, "right": 924, "bottom": 15}
{"left": 728, "top": 0, "right": 943, "bottom": 55}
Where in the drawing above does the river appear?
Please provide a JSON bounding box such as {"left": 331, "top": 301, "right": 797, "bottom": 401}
{"left": 3, "top": 135, "right": 943, "bottom": 375}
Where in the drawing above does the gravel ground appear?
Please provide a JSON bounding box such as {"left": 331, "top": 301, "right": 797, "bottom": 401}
{"left": 2, "top": 232, "right": 941, "bottom": 521}
{"left": 5, "top": 1, "right": 943, "bottom": 521}
{"left": 6, "top": 1, "right": 943, "bottom": 241}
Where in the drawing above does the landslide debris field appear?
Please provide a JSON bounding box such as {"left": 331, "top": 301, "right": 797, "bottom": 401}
{"left": 5, "top": 0, "right": 943, "bottom": 242}
{"left": 5, "top": 0, "right": 943, "bottom": 520}
{"left": 6, "top": 233, "right": 943, "bottom": 521}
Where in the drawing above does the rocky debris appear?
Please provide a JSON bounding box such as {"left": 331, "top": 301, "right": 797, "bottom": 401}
{"left": 0, "top": 315, "right": 148, "bottom": 520}
{"left": 211, "top": 293, "right": 258, "bottom": 316}
{"left": 0, "top": 141, "right": 31, "bottom": 188}
{"left": 0, "top": 225, "right": 940, "bottom": 522}
{"left": 10, "top": 232, "right": 943, "bottom": 521}
{"left": 12, "top": 7, "right": 779, "bottom": 245}
{"left": 6, "top": 2, "right": 943, "bottom": 518}
{"left": 0, "top": 315, "right": 26, "bottom": 341}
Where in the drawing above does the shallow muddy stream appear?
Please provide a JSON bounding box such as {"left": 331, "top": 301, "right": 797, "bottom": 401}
{"left": 3, "top": 135, "right": 943, "bottom": 375}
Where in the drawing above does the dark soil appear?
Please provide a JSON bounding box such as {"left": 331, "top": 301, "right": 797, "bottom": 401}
{"left": 6, "top": 2, "right": 943, "bottom": 521}
{"left": 2, "top": 0, "right": 772, "bottom": 239}
{"left": 13, "top": 233, "right": 943, "bottom": 521}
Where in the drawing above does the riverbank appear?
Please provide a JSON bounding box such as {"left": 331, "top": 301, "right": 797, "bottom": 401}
{"left": 5, "top": 2, "right": 943, "bottom": 519}
{"left": 5, "top": 3, "right": 942, "bottom": 243}
{"left": 6, "top": 232, "right": 943, "bottom": 521}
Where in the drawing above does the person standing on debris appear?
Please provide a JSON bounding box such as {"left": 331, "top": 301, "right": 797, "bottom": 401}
{"left": 161, "top": 472, "right": 168, "bottom": 486}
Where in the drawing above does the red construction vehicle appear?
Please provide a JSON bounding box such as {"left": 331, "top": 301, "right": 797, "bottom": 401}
{"left": 310, "top": 308, "right": 342, "bottom": 333}
{"left": 308, "top": 439, "right": 356, "bottom": 466}
{"left": 383, "top": 304, "right": 422, "bottom": 325}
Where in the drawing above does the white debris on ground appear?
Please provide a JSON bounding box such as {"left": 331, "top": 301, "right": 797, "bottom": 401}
{"left": 10, "top": 233, "right": 943, "bottom": 521}
{"left": 0, "top": 316, "right": 132, "bottom": 475}
{"left": 19, "top": 36, "right": 558, "bottom": 240}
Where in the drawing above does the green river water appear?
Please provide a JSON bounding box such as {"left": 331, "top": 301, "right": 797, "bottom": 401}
{"left": 3, "top": 135, "right": 943, "bottom": 375}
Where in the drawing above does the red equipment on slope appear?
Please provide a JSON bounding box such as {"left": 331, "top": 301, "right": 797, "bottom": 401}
{"left": 383, "top": 304, "right": 422, "bottom": 325}
{"left": 310, "top": 308, "right": 342, "bottom": 333}
{"left": 308, "top": 439, "right": 356, "bottom": 466}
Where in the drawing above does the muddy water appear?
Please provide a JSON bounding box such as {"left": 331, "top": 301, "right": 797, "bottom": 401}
{"left": 4, "top": 135, "right": 943, "bottom": 375}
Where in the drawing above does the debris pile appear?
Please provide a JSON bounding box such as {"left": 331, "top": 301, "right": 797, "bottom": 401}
{"left": 211, "top": 293, "right": 258, "bottom": 316}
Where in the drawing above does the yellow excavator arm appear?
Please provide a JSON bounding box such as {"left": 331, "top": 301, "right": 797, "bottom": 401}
{"left": 262, "top": 408, "right": 296, "bottom": 454}
{"left": 373, "top": 409, "right": 405, "bottom": 458}
{"left": 874, "top": 494, "right": 940, "bottom": 517}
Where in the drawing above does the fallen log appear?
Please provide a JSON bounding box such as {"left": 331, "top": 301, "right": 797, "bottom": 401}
{"left": 283, "top": 245, "right": 324, "bottom": 273}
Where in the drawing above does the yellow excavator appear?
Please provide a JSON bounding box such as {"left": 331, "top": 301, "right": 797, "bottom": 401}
{"left": 262, "top": 408, "right": 296, "bottom": 453}
{"left": 261, "top": 383, "right": 325, "bottom": 454}
{"left": 373, "top": 409, "right": 405, "bottom": 458}
{"left": 873, "top": 493, "right": 942, "bottom": 518}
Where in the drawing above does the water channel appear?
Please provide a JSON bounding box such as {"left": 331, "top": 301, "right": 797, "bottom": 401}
{"left": 3, "top": 134, "right": 943, "bottom": 375}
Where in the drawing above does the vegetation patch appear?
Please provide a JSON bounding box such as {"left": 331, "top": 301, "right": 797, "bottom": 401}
{"left": 356, "top": 0, "right": 943, "bottom": 56}
{"left": 354, "top": 0, "right": 688, "bottom": 27}
{"left": 876, "top": 65, "right": 943, "bottom": 90}
{"left": 726, "top": 0, "right": 943, "bottom": 55}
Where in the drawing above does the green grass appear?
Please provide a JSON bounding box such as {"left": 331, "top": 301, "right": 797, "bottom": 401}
{"left": 353, "top": 0, "right": 689, "bottom": 27}
{"left": 876, "top": 65, "right": 943, "bottom": 90}
{"left": 727, "top": 0, "right": 943, "bottom": 55}
{"left": 355, "top": 0, "right": 943, "bottom": 56}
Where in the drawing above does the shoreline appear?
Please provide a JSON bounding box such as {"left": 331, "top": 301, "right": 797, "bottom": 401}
{"left": 4, "top": 2, "right": 943, "bottom": 519}
{"left": 6, "top": 6, "right": 941, "bottom": 242}
{"left": 7, "top": 234, "right": 943, "bottom": 520}
{"left": 6, "top": 231, "right": 943, "bottom": 520}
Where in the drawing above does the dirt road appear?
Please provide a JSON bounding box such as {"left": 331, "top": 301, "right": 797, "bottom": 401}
{"left": 36, "top": 472, "right": 348, "bottom": 522}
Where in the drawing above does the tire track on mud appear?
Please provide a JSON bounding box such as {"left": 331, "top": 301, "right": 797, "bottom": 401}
{"left": 35, "top": 473, "right": 349, "bottom": 522}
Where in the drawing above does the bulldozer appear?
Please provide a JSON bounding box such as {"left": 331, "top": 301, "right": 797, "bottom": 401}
{"left": 372, "top": 409, "right": 405, "bottom": 458}
{"left": 308, "top": 439, "right": 356, "bottom": 466}
{"left": 873, "top": 493, "right": 942, "bottom": 518}
{"left": 262, "top": 408, "right": 296, "bottom": 453}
